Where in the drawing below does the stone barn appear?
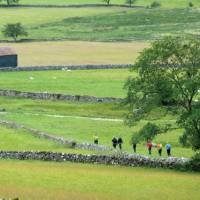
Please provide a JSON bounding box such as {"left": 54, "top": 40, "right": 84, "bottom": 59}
{"left": 0, "top": 46, "right": 17, "bottom": 68}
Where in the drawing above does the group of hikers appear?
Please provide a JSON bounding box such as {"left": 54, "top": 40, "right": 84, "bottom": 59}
{"left": 93, "top": 136, "right": 172, "bottom": 157}
{"left": 145, "top": 139, "right": 172, "bottom": 156}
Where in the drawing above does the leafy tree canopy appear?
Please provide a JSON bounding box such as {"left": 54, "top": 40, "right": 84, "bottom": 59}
{"left": 124, "top": 36, "right": 200, "bottom": 150}
{"left": 2, "top": 23, "right": 28, "bottom": 41}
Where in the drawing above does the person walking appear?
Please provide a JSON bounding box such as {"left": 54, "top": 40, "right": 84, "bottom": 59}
{"left": 166, "top": 143, "right": 171, "bottom": 156}
{"left": 112, "top": 137, "right": 118, "bottom": 149}
{"left": 147, "top": 140, "right": 153, "bottom": 155}
{"left": 133, "top": 143, "right": 137, "bottom": 153}
{"left": 157, "top": 143, "right": 162, "bottom": 156}
{"left": 93, "top": 135, "right": 99, "bottom": 145}
{"left": 118, "top": 137, "right": 123, "bottom": 150}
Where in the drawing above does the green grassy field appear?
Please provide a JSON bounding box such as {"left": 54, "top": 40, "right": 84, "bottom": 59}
{"left": 2, "top": 112, "right": 193, "bottom": 157}
{"left": 0, "top": 7, "right": 200, "bottom": 41}
{"left": 10, "top": 0, "right": 200, "bottom": 8}
{"left": 0, "top": 69, "right": 133, "bottom": 97}
{"left": 0, "top": 96, "right": 194, "bottom": 158}
{"left": 0, "top": 160, "right": 199, "bottom": 200}
{"left": 0, "top": 0, "right": 199, "bottom": 197}
{"left": 0, "top": 96, "right": 126, "bottom": 118}
{"left": 0, "top": 41, "right": 148, "bottom": 66}
{"left": 0, "top": 124, "right": 105, "bottom": 154}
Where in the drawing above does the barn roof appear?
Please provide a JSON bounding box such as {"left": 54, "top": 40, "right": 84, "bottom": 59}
{"left": 0, "top": 46, "right": 16, "bottom": 56}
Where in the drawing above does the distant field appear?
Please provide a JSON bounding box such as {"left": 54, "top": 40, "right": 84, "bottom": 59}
{"left": 0, "top": 160, "right": 200, "bottom": 200}
{"left": 0, "top": 7, "right": 200, "bottom": 41}
{"left": 0, "top": 41, "right": 148, "bottom": 66}
{"left": 14, "top": 0, "right": 200, "bottom": 8}
{"left": 0, "top": 69, "right": 133, "bottom": 97}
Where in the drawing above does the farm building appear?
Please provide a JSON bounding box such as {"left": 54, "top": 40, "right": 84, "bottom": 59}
{"left": 0, "top": 46, "right": 17, "bottom": 68}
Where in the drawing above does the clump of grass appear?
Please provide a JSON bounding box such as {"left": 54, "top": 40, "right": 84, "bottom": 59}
{"left": 189, "top": 2, "right": 194, "bottom": 7}
{"left": 150, "top": 1, "right": 161, "bottom": 8}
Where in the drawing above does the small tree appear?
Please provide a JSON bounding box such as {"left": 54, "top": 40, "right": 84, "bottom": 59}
{"left": 0, "top": 0, "right": 19, "bottom": 6}
{"left": 103, "top": 0, "right": 111, "bottom": 5}
{"left": 125, "top": 0, "right": 136, "bottom": 7}
{"left": 189, "top": 2, "right": 194, "bottom": 7}
{"left": 2, "top": 23, "right": 28, "bottom": 41}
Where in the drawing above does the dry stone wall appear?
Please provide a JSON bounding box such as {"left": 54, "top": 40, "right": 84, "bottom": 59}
{"left": 0, "top": 64, "right": 131, "bottom": 72}
{"left": 0, "top": 89, "right": 122, "bottom": 103}
{"left": 0, "top": 120, "right": 192, "bottom": 170}
{"left": 0, "top": 151, "right": 190, "bottom": 169}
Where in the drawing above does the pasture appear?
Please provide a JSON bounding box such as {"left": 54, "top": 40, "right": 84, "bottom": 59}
{"left": 0, "top": 69, "right": 133, "bottom": 97}
{"left": 0, "top": 160, "right": 200, "bottom": 200}
{"left": 0, "top": 1, "right": 199, "bottom": 198}
{"left": 0, "top": 125, "right": 98, "bottom": 154}
{"left": 0, "top": 7, "right": 200, "bottom": 41}
{"left": 0, "top": 41, "right": 148, "bottom": 66}
{"left": 0, "top": 96, "right": 194, "bottom": 158}
{"left": 5, "top": 0, "right": 200, "bottom": 8}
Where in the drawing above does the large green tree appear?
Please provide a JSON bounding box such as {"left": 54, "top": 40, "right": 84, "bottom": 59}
{"left": 124, "top": 36, "right": 200, "bottom": 151}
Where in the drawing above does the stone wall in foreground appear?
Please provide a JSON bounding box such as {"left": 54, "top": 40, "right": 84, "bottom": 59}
{"left": 0, "top": 89, "right": 122, "bottom": 103}
{"left": 0, "top": 151, "right": 190, "bottom": 169}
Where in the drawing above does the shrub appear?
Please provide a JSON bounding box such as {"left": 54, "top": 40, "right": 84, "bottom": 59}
{"left": 179, "top": 131, "right": 191, "bottom": 147}
{"left": 150, "top": 1, "right": 161, "bottom": 8}
{"left": 189, "top": 2, "right": 194, "bottom": 7}
{"left": 187, "top": 153, "right": 200, "bottom": 171}
{"left": 130, "top": 133, "right": 141, "bottom": 145}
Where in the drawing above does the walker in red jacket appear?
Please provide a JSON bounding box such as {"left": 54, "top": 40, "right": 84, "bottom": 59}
{"left": 147, "top": 140, "right": 153, "bottom": 155}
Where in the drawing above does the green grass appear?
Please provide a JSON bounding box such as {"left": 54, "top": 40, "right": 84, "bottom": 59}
{"left": 0, "top": 124, "right": 101, "bottom": 154}
{"left": 0, "top": 7, "right": 126, "bottom": 41}
{"left": 0, "top": 96, "right": 127, "bottom": 118}
{"left": 11, "top": 0, "right": 200, "bottom": 8}
{"left": 0, "top": 69, "right": 133, "bottom": 98}
{"left": 0, "top": 96, "right": 194, "bottom": 158}
{"left": 0, "top": 160, "right": 200, "bottom": 200}
{"left": 0, "top": 7, "right": 200, "bottom": 41}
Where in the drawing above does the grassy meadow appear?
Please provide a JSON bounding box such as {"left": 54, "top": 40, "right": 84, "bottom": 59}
{"left": 0, "top": 41, "right": 148, "bottom": 66}
{"left": 0, "top": 69, "right": 133, "bottom": 97}
{"left": 0, "top": 0, "right": 199, "bottom": 198}
{"left": 0, "top": 125, "right": 99, "bottom": 154}
{"left": 7, "top": 0, "right": 200, "bottom": 8}
{"left": 0, "top": 96, "right": 194, "bottom": 158}
{"left": 0, "top": 7, "right": 200, "bottom": 41}
{"left": 0, "top": 160, "right": 200, "bottom": 200}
